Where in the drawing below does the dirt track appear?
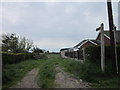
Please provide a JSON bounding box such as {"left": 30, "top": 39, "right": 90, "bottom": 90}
{"left": 55, "top": 66, "right": 90, "bottom": 88}
{"left": 11, "top": 65, "right": 90, "bottom": 88}
{"left": 11, "top": 68, "right": 39, "bottom": 88}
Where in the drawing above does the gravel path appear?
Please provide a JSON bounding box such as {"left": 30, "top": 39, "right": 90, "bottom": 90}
{"left": 11, "top": 68, "right": 40, "bottom": 88}
{"left": 55, "top": 66, "right": 90, "bottom": 88}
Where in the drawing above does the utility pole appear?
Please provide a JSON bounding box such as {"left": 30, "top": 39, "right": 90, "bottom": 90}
{"left": 96, "top": 23, "right": 105, "bottom": 73}
{"left": 113, "top": 25, "right": 118, "bottom": 74}
{"left": 101, "top": 23, "right": 105, "bottom": 73}
{"left": 107, "top": 0, "right": 117, "bottom": 74}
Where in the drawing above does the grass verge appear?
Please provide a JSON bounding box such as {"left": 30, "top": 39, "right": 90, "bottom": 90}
{"left": 38, "top": 54, "right": 58, "bottom": 88}
{"left": 2, "top": 59, "right": 45, "bottom": 89}
{"left": 4, "top": 54, "right": 118, "bottom": 88}
{"left": 53, "top": 54, "right": 119, "bottom": 88}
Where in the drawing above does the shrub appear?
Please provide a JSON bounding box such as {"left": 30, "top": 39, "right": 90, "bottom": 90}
{"left": 79, "top": 60, "right": 105, "bottom": 82}
{"left": 2, "top": 52, "right": 34, "bottom": 65}
{"left": 2, "top": 60, "right": 44, "bottom": 89}
{"left": 85, "top": 46, "right": 101, "bottom": 64}
{"left": 33, "top": 53, "right": 48, "bottom": 60}
{"left": 2, "top": 52, "right": 48, "bottom": 65}
{"left": 85, "top": 46, "right": 120, "bottom": 74}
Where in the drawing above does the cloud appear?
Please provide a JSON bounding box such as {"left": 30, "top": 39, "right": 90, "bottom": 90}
{"left": 34, "top": 38, "right": 76, "bottom": 51}
{"left": 1, "top": 2, "right": 118, "bottom": 51}
{"left": 1, "top": 0, "right": 120, "bottom": 2}
{"left": 118, "top": 2, "right": 120, "bottom": 30}
{"left": 2, "top": 3, "right": 31, "bottom": 24}
{"left": 64, "top": 4, "right": 78, "bottom": 14}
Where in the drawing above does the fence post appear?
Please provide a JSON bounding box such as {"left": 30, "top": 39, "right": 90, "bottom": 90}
{"left": 101, "top": 23, "right": 105, "bottom": 73}
{"left": 82, "top": 48, "right": 85, "bottom": 61}
{"left": 96, "top": 23, "right": 105, "bottom": 73}
{"left": 77, "top": 50, "right": 79, "bottom": 59}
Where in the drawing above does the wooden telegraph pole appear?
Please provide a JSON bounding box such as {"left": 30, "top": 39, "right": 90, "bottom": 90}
{"left": 96, "top": 23, "right": 105, "bottom": 73}
{"left": 101, "top": 23, "right": 105, "bottom": 73}
{"left": 107, "top": 0, "right": 117, "bottom": 74}
{"left": 113, "top": 25, "right": 119, "bottom": 74}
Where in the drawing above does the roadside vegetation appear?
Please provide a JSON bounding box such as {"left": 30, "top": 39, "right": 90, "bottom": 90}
{"left": 2, "top": 59, "right": 45, "bottom": 89}
{"left": 2, "top": 53, "right": 119, "bottom": 89}
{"left": 37, "top": 54, "right": 119, "bottom": 88}
{"left": 1, "top": 33, "right": 48, "bottom": 89}
{"left": 1, "top": 32, "right": 119, "bottom": 89}
{"left": 48, "top": 54, "right": 119, "bottom": 88}
{"left": 38, "top": 58, "right": 56, "bottom": 88}
{"left": 38, "top": 54, "right": 60, "bottom": 88}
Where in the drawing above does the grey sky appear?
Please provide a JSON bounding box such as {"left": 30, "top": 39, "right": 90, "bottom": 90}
{"left": 1, "top": 2, "right": 118, "bottom": 52}
{"left": 118, "top": 1, "right": 120, "bottom": 30}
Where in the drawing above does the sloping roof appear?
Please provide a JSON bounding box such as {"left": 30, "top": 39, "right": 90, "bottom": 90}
{"left": 74, "top": 40, "right": 87, "bottom": 48}
{"left": 104, "top": 31, "right": 110, "bottom": 37}
{"left": 74, "top": 39, "right": 100, "bottom": 49}
{"left": 96, "top": 30, "right": 110, "bottom": 40}
{"left": 100, "top": 30, "right": 120, "bottom": 38}
{"left": 104, "top": 30, "right": 120, "bottom": 43}
{"left": 60, "top": 48, "right": 70, "bottom": 51}
{"left": 90, "top": 40, "right": 101, "bottom": 45}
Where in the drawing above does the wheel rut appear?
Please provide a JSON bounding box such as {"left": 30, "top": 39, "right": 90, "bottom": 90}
{"left": 11, "top": 68, "right": 40, "bottom": 88}
{"left": 55, "top": 66, "right": 90, "bottom": 88}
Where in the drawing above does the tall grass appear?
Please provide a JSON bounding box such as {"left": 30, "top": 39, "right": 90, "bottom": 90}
{"left": 3, "top": 54, "right": 118, "bottom": 89}
{"left": 2, "top": 59, "right": 45, "bottom": 89}
{"left": 57, "top": 57, "right": 101, "bottom": 82}
{"left": 55, "top": 55, "right": 119, "bottom": 88}
{"left": 38, "top": 54, "right": 57, "bottom": 88}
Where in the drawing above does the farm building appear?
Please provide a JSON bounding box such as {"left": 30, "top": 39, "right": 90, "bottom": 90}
{"left": 60, "top": 48, "right": 70, "bottom": 58}
{"left": 74, "top": 39, "right": 100, "bottom": 50}
{"left": 96, "top": 30, "right": 120, "bottom": 45}
{"left": 60, "top": 30, "right": 120, "bottom": 60}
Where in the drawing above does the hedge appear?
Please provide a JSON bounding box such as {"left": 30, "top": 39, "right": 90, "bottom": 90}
{"left": 2, "top": 52, "right": 35, "bottom": 65}
{"left": 85, "top": 46, "right": 120, "bottom": 73}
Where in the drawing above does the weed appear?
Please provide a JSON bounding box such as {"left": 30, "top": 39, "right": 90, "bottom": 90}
{"left": 52, "top": 54, "right": 119, "bottom": 88}
{"left": 38, "top": 55, "right": 56, "bottom": 88}
{"left": 2, "top": 59, "right": 45, "bottom": 89}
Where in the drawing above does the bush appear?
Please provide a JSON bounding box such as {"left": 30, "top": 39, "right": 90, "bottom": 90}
{"left": 2, "top": 52, "right": 34, "bottom": 65}
{"left": 33, "top": 53, "right": 48, "bottom": 60}
{"left": 85, "top": 46, "right": 101, "bottom": 64}
{"left": 2, "top": 52, "right": 48, "bottom": 65}
{"left": 79, "top": 60, "right": 104, "bottom": 82}
{"left": 85, "top": 46, "right": 120, "bottom": 74}
{"left": 117, "top": 46, "right": 120, "bottom": 73}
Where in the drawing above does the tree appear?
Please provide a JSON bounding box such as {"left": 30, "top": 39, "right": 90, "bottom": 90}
{"left": 47, "top": 51, "right": 49, "bottom": 54}
{"left": 1, "top": 33, "right": 18, "bottom": 52}
{"left": 1, "top": 33, "right": 33, "bottom": 53}
{"left": 17, "top": 36, "right": 33, "bottom": 53}
{"left": 32, "top": 47, "right": 44, "bottom": 53}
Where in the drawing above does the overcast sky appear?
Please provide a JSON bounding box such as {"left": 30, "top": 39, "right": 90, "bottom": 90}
{"left": 1, "top": 1, "right": 118, "bottom": 52}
